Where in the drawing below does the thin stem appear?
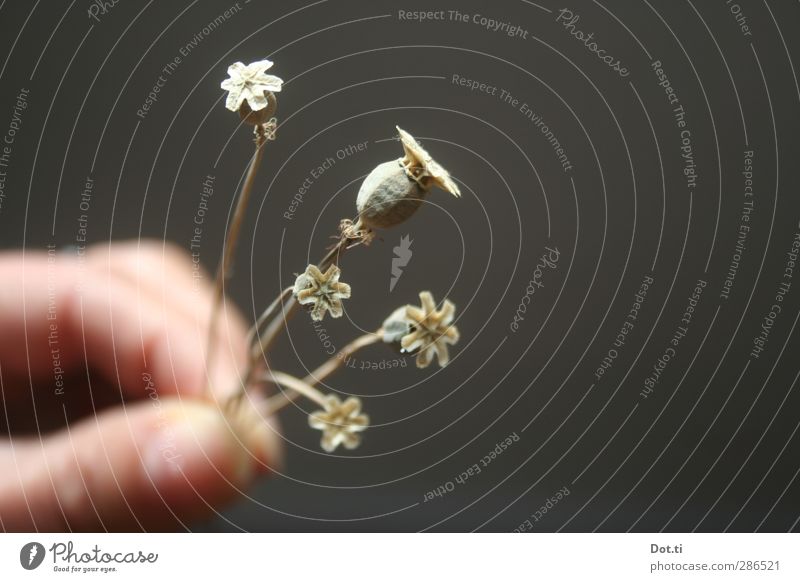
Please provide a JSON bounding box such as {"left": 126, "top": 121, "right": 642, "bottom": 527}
{"left": 205, "top": 125, "right": 268, "bottom": 391}
{"left": 265, "top": 370, "right": 328, "bottom": 408}
{"left": 254, "top": 296, "right": 299, "bottom": 360}
{"left": 263, "top": 329, "right": 382, "bottom": 415}
{"left": 226, "top": 216, "right": 370, "bottom": 408}
{"left": 230, "top": 287, "right": 292, "bottom": 402}
{"left": 250, "top": 218, "right": 363, "bottom": 362}
{"left": 226, "top": 286, "right": 294, "bottom": 408}
{"left": 306, "top": 330, "right": 382, "bottom": 384}
{"left": 245, "top": 286, "right": 293, "bottom": 348}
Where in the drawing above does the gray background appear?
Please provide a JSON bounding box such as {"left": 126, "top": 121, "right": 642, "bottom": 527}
{"left": 1, "top": 0, "right": 799, "bottom": 532}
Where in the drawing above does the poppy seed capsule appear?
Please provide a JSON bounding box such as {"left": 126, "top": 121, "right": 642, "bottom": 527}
{"left": 356, "top": 126, "right": 461, "bottom": 229}
{"left": 356, "top": 161, "right": 426, "bottom": 229}
{"left": 239, "top": 91, "right": 278, "bottom": 125}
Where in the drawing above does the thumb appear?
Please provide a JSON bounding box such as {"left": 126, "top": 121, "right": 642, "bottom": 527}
{"left": 0, "top": 398, "right": 280, "bottom": 531}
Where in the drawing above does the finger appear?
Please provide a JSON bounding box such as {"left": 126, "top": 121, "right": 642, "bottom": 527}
{"left": 84, "top": 241, "right": 250, "bottom": 399}
{"left": 74, "top": 257, "right": 248, "bottom": 401}
{"left": 0, "top": 398, "right": 280, "bottom": 531}
{"left": 85, "top": 241, "right": 219, "bottom": 329}
{"left": 0, "top": 249, "right": 247, "bottom": 401}
{"left": 0, "top": 250, "right": 82, "bottom": 383}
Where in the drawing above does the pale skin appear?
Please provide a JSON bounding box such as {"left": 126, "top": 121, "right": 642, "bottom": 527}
{"left": 0, "top": 241, "right": 281, "bottom": 531}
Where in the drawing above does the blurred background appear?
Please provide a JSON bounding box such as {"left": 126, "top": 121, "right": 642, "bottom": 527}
{"left": 1, "top": 0, "right": 799, "bottom": 531}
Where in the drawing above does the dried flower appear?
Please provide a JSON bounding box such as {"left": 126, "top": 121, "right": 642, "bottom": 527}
{"left": 397, "top": 126, "right": 461, "bottom": 196}
{"left": 309, "top": 394, "right": 369, "bottom": 452}
{"left": 293, "top": 264, "right": 351, "bottom": 321}
{"left": 356, "top": 127, "right": 460, "bottom": 229}
{"left": 221, "top": 59, "right": 283, "bottom": 113}
{"left": 392, "top": 291, "right": 460, "bottom": 368}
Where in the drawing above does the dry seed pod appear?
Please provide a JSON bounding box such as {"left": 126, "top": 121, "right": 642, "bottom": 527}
{"left": 221, "top": 59, "right": 282, "bottom": 112}
{"left": 239, "top": 91, "right": 278, "bottom": 126}
{"left": 400, "top": 291, "right": 460, "bottom": 368}
{"left": 308, "top": 394, "right": 369, "bottom": 452}
{"left": 356, "top": 126, "right": 460, "bottom": 229}
{"left": 356, "top": 160, "right": 426, "bottom": 229}
{"left": 293, "top": 264, "right": 351, "bottom": 321}
{"left": 381, "top": 291, "right": 460, "bottom": 368}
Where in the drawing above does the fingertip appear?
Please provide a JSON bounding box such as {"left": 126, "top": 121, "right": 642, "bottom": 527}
{"left": 18, "top": 398, "right": 279, "bottom": 531}
{"left": 143, "top": 401, "right": 251, "bottom": 492}
{"left": 220, "top": 398, "right": 284, "bottom": 475}
{"left": 137, "top": 399, "right": 277, "bottom": 526}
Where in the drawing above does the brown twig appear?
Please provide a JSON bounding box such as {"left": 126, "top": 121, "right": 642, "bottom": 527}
{"left": 262, "top": 329, "right": 382, "bottom": 415}
{"left": 205, "top": 124, "right": 269, "bottom": 392}
{"left": 264, "top": 369, "right": 328, "bottom": 408}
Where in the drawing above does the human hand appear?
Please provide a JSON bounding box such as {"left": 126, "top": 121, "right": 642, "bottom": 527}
{"left": 0, "top": 241, "right": 280, "bottom": 531}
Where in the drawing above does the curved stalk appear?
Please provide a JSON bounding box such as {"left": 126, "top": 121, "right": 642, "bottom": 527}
{"left": 206, "top": 125, "right": 269, "bottom": 391}
{"left": 248, "top": 217, "right": 366, "bottom": 366}
{"left": 265, "top": 370, "right": 328, "bottom": 408}
{"left": 245, "top": 286, "right": 293, "bottom": 349}
{"left": 226, "top": 217, "right": 371, "bottom": 408}
{"left": 262, "top": 329, "right": 382, "bottom": 415}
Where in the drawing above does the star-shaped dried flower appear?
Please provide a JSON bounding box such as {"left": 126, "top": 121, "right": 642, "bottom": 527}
{"left": 396, "top": 126, "right": 461, "bottom": 197}
{"left": 309, "top": 394, "right": 369, "bottom": 452}
{"left": 398, "top": 291, "right": 460, "bottom": 368}
{"left": 293, "top": 264, "right": 351, "bottom": 321}
{"left": 221, "top": 59, "right": 283, "bottom": 113}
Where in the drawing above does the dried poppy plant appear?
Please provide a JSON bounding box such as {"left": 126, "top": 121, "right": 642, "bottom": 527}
{"left": 208, "top": 59, "right": 462, "bottom": 452}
